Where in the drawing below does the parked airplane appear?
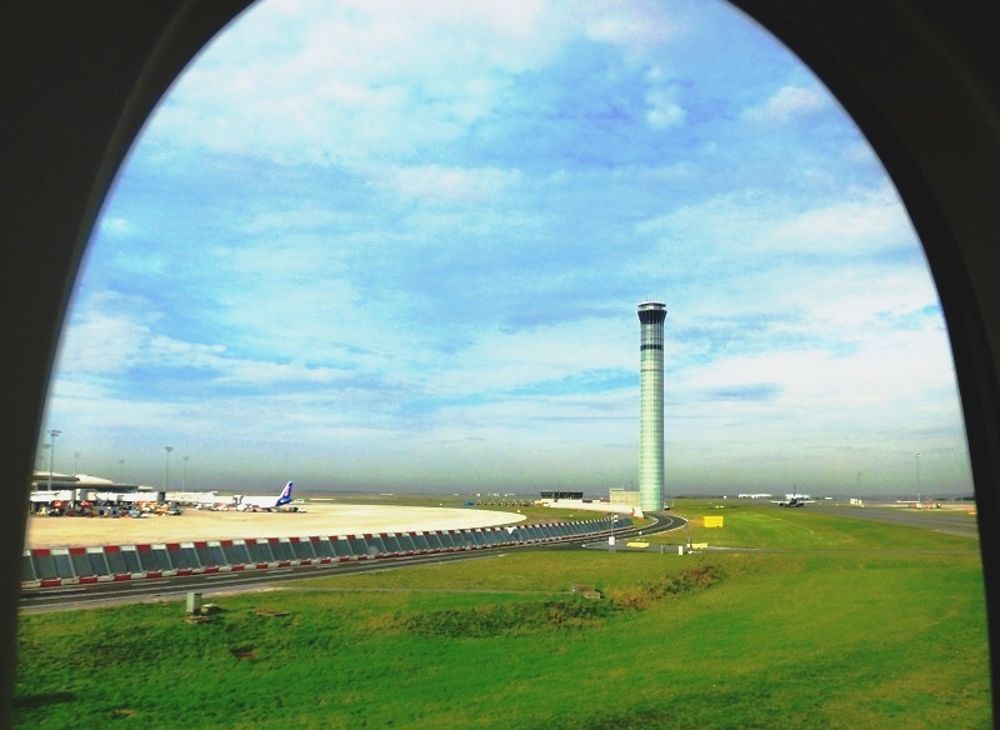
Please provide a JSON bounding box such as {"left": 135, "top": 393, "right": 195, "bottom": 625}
{"left": 236, "top": 481, "right": 296, "bottom": 512}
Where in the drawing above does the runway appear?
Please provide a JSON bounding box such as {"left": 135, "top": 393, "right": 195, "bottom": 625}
{"left": 810, "top": 504, "right": 980, "bottom": 539}
{"left": 20, "top": 512, "right": 685, "bottom": 612}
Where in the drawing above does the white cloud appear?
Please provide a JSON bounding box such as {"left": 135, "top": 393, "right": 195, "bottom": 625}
{"left": 663, "top": 321, "right": 967, "bottom": 476}
{"left": 776, "top": 263, "right": 939, "bottom": 332}
{"left": 141, "top": 0, "right": 566, "bottom": 167}
{"left": 54, "top": 297, "right": 355, "bottom": 388}
{"left": 139, "top": 0, "right": 687, "bottom": 170}
{"left": 54, "top": 314, "right": 148, "bottom": 375}
{"left": 680, "top": 326, "right": 955, "bottom": 409}
{"left": 99, "top": 217, "right": 132, "bottom": 236}
{"left": 54, "top": 293, "right": 155, "bottom": 375}
{"left": 426, "top": 390, "right": 635, "bottom": 451}
{"left": 437, "top": 316, "right": 634, "bottom": 395}
{"left": 636, "top": 184, "right": 916, "bottom": 256}
{"left": 238, "top": 207, "right": 359, "bottom": 235}
{"left": 645, "top": 87, "right": 686, "bottom": 129}
{"left": 844, "top": 140, "right": 886, "bottom": 173}
{"left": 761, "top": 188, "right": 915, "bottom": 254}
{"left": 223, "top": 236, "right": 350, "bottom": 279}
{"left": 584, "top": 3, "right": 676, "bottom": 52}
{"left": 743, "top": 84, "right": 827, "bottom": 124}
{"left": 376, "top": 165, "right": 523, "bottom": 203}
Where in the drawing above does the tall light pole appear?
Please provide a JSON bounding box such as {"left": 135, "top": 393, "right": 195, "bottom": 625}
{"left": 73, "top": 451, "right": 80, "bottom": 475}
{"left": 163, "top": 446, "right": 174, "bottom": 491}
{"left": 915, "top": 452, "right": 921, "bottom": 502}
{"left": 182, "top": 455, "right": 189, "bottom": 490}
{"left": 118, "top": 459, "right": 125, "bottom": 484}
{"left": 46, "top": 429, "right": 61, "bottom": 490}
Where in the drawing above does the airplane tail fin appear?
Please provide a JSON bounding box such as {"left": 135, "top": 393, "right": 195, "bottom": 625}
{"left": 276, "top": 481, "right": 294, "bottom": 506}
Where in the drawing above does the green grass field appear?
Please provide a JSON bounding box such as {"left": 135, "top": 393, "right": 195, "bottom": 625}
{"left": 14, "top": 501, "right": 990, "bottom": 729}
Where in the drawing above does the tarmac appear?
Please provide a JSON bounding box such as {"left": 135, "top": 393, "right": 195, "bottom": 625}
{"left": 810, "top": 503, "right": 979, "bottom": 539}
{"left": 25, "top": 503, "right": 527, "bottom": 548}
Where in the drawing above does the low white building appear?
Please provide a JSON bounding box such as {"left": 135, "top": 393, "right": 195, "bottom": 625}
{"left": 165, "top": 490, "right": 237, "bottom": 506}
{"left": 608, "top": 488, "right": 641, "bottom": 508}
{"left": 538, "top": 498, "right": 642, "bottom": 517}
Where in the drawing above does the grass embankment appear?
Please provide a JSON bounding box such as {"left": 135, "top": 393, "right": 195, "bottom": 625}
{"left": 15, "top": 506, "right": 990, "bottom": 729}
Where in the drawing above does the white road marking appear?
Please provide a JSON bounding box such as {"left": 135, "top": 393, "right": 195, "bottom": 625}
{"left": 36, "top": 587, "right": 85, "bottom": 595}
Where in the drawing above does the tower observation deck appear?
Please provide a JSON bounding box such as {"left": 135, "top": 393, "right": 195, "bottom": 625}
{"left": 637, "top": 302, "right": 667, "bottom": 511}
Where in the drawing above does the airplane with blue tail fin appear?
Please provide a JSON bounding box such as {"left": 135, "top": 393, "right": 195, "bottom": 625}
{"left": 237, "top": 481, "right": 297, "bottom": 512}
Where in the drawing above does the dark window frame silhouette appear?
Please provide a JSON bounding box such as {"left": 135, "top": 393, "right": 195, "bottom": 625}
{"left": 2, "top": 1, "right": 998, "bottom": 723}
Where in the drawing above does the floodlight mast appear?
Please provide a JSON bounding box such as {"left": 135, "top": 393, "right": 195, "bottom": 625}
{"left": 637, "top": 302, "right": 667, "bottom": 512}
{"left": 163, "top": 446, "right": 174, "bottom": 491}
{"left": 46, "top": 429, "right": 61, "bottom": 490}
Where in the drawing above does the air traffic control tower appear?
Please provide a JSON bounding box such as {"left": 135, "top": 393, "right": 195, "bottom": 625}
{"left": 637, "top": 302, "right": 667, "bottom": 511}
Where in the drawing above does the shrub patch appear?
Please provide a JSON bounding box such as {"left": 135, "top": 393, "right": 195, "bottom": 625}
{"left": 402, "top": 566, "right": 725, "bottom": 638}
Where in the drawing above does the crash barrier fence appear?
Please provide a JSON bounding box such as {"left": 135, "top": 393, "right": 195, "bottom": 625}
{"left": 22, "top": 517, "right": 629, "bottom": 588}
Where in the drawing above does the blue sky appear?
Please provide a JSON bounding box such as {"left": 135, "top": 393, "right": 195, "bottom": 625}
{"left": 41, "top": 0, "right": 972, "bottom": 495}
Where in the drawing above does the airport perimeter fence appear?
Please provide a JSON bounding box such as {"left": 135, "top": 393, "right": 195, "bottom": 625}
{"left": 22, "top": 517, "right": 629, "bottom": 588}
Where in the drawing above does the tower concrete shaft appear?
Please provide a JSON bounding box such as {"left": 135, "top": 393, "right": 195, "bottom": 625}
{"left": 637, "top": 302, "right": 667, "bottom": 511}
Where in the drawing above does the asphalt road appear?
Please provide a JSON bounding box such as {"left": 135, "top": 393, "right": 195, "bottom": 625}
{"left": 809, "top": 504, "right": 980, "bottom": 539}
{"left": 20, "top": 512, "right": 685, "bottom": 612}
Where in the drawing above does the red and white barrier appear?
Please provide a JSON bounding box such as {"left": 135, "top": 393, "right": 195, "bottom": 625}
{"left": 23, "top": 517, "right": 618, "bottom": 588}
